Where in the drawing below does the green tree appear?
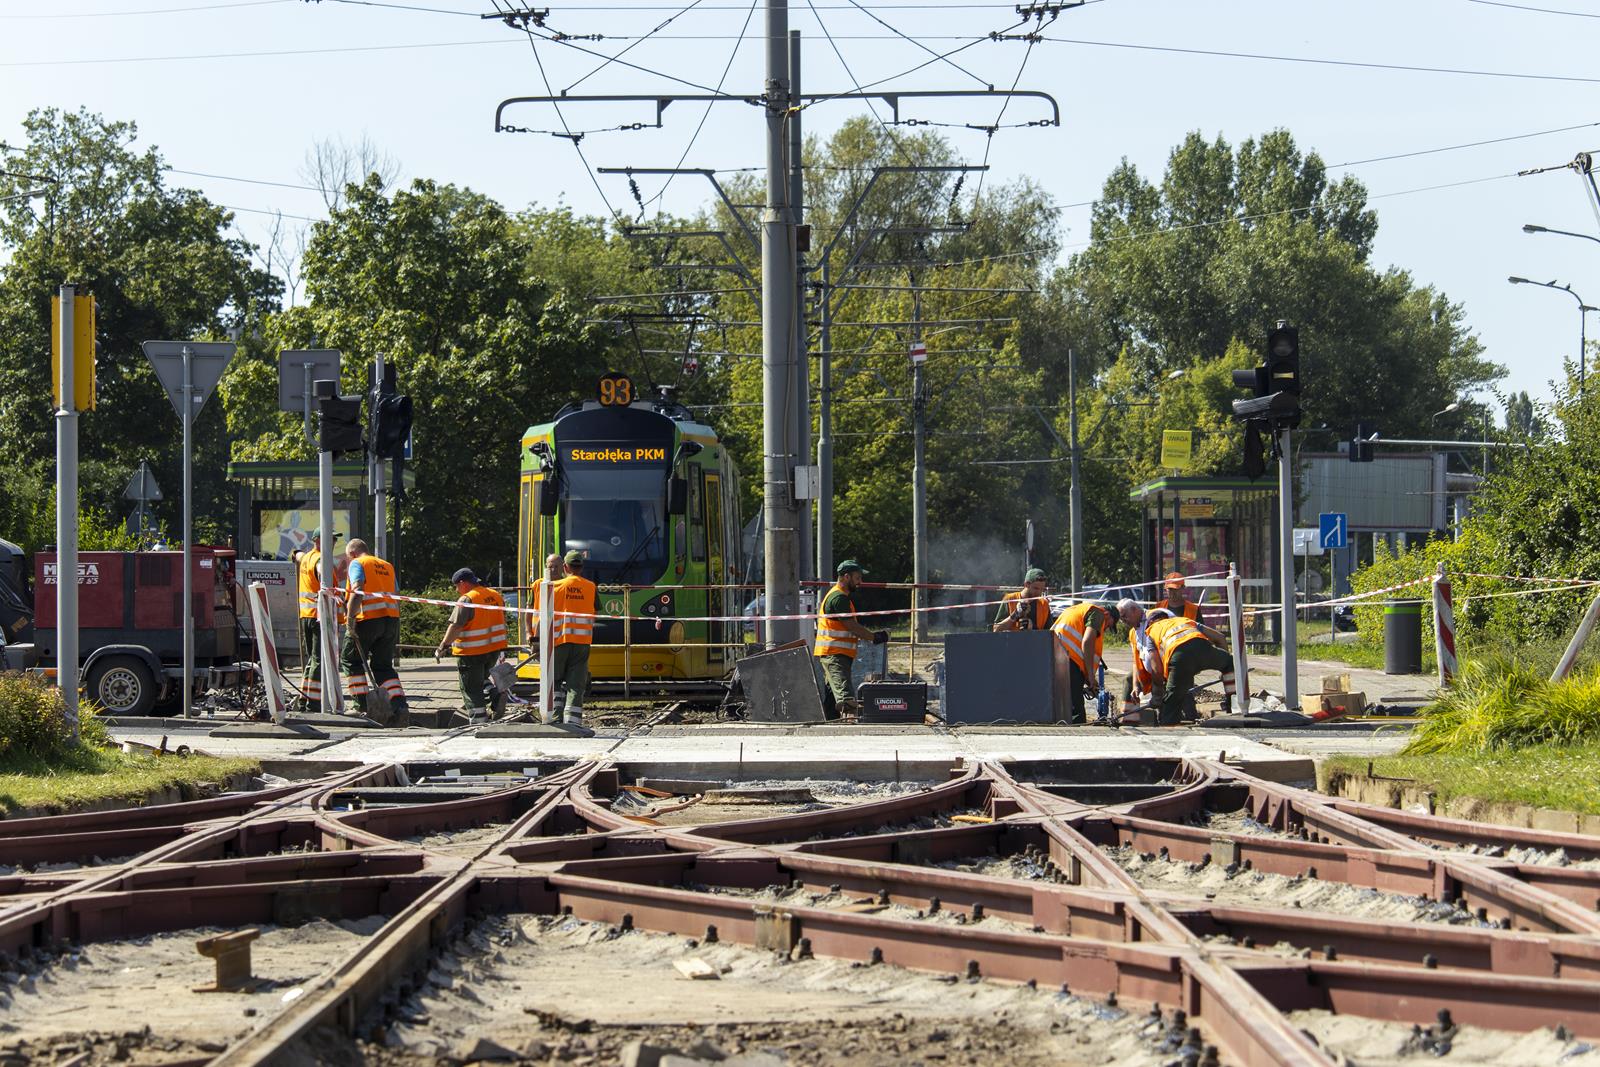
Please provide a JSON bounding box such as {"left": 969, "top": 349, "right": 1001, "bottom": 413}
{"left": 237, "top": 177, "right": 621, "bottom": 582}
{"left": 1052, "top": 129, "right": 1503, "bottom": 580}
{"left": 0, "top": 107, "right": 277, "bottom": 551}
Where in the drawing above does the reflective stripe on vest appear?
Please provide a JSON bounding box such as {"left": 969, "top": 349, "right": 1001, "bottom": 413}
{"left": 813, "top": 584, "right": 859, "bottom": 659}
{"left": 1050, "top": 601, "right": 1105, "bottom": 673}
{"left": 1002, "top": 590, "right": 1049, "bottom": 630}
{"left": 453, "top": 585, "right": 509, "bottom": 655}
{"left": 1147, "top": 615, "right": 1207, "bottom": 677}
{"left": 554, "top": 575, "right": 596, "bottom": 646}
{"left": 348, "top": 554, "right": 400, "bottom": 619}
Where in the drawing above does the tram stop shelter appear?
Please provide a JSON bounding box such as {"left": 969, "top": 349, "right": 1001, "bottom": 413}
{"left": 227, "top": 460, "right": 416, "bottom": 562}
{"left": 1129, "top": 476, "right": 1281, "bottom": 645}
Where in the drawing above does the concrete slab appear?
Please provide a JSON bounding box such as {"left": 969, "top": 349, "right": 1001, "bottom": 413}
{"left": 207, "top": 722, "right": 329, "bottom": 740}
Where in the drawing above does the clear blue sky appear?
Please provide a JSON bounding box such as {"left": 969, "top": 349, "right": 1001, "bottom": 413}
{"left": 4, "top": 0, "right": 1599, "bottom": 415}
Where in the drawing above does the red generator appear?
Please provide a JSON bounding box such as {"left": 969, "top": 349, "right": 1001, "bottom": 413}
{"left": 33, "top": 549, "right": 241, "bottom": 716}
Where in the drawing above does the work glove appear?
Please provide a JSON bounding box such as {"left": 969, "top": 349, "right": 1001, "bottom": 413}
{"left": 872, "top": 630, "right": 889, "bottom": 645}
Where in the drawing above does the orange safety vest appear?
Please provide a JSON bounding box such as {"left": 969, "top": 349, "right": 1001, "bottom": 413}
{"left": 297, "top": 549, "right": 347, "bottom": 622}
{"left": 347, "top": 553, "right": 400, "bottom": 620}
{"left": 452, "top": 585, "right": 508, "bottom": 656}
{"left": 1050, "top": 601, "right": 1105, "bottom": 673}
{"left": 813, "top": 583, "right": 860, "bottom": 659}
{"left": 553, "top": 574, "right": 596, "bottom": 646}
{"left": 1162, "top": 598, "right": 1201, "bottom": 622}
{"left": 1146, "top": 615, "right": 1208, "bottom": 679}
{"left": 1000, "top": 590, "right": 1050, "bottom": 630}
{"left": 297, "top": 548, "right": 322, "bottom": 620}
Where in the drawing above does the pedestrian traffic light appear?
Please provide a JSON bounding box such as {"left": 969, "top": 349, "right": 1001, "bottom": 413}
{"left": 370, "top": 393, "right": 413, "bottom": 460}
{"left": 1349, "top": 422, "right": 1376, "bottom": 463}
{"left": 317, "top": 395, "right": 364, "bottom": 454}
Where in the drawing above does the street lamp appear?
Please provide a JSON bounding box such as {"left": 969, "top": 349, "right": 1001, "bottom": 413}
{"left": 1508, "top": 276, "right": 1594, "bottom": 398}
{"left": 1430, "top": 401, "right": 1460, "bottom": 427}
{"left": 1523, "top": 222, "right": 1600, "bottom": 249}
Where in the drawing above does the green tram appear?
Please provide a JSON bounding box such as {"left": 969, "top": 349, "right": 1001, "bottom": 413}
{"left": 516, "top": 374, "right": 745, "bottom": 689}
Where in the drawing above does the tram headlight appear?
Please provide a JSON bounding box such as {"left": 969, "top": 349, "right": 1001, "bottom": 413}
{"left": 669, "top": 622, "right": 685, "bottom": 647}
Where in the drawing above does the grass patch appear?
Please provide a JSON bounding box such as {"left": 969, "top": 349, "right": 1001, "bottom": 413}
{"left": 1324, "top": 745, "right": 1600, "bottom": 816}
{"left": 0, "top": 746, "right": 262, "bottom": 815}
{"left": 1405, "top": 651, "right": 1600, "bottom": 754}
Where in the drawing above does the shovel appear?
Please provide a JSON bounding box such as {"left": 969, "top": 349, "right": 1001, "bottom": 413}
{"left": 346, "top": 626, "right": 394, "bottom": 726}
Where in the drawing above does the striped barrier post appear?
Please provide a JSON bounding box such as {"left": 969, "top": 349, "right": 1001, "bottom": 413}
{"left": 1432, "top": 563, "right": 1458, "bottom": 687}
{"left": 536, "top": 578, "right": 555, "bottom": 724}
{"left": 245, "top": 582, "right": 288, "bottom": 724}
{"left": 319, "top": 589, "right": 345, "bottom": 715}
{"left": 1226, "top": 562, "right": 1250, "bottom": 713}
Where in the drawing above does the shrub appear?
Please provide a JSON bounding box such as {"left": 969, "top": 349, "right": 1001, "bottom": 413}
{"left": 1406, "top": 651, "right": 1600, "bottom": 754}
{"left": 0, "top": 672, "right": 108, "bottom": 763}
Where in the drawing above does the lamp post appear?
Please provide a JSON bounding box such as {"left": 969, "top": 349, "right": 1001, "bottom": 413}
{"left": 1508, "top": 276, "right": 1594, "bottom": 398}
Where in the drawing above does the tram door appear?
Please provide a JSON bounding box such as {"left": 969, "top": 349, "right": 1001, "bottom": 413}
{"left": 705, "top": 472, "right": 726, "bottom": 666}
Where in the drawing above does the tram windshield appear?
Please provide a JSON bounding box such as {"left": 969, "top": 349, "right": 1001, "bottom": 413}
{"left": 561, "top": 467, "right": 667, "bottom": 582}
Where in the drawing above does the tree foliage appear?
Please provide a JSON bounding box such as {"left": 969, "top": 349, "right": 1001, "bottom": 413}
{"left": 0, "top": 107, "right": 276, "bottom": 551}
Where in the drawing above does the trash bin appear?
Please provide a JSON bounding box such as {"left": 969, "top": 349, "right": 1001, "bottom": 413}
{"left": 1383, "top": 600, "right": 1422, "bottom": 675}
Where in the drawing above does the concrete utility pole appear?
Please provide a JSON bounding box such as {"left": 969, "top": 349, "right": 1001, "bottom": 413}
{"left": 55, "top": 285, "right": 80, "bottom": 738}
{"left": 315, "top": 380, "right": 338, "bottom": 717}
{"left": 761, "top": 0, "right": 802, "bottom": 645}
{"left": 1278, "top": 426, "right": 1298, "bottom": 710}
{"left": 1067, "top": 348, "right": 1083, "bottom": 594}
{"left": 911, "top": 284, "right": 928, "bottom": 643}
{"left": 790, "top": 29, "right": 812, "bottom": 591}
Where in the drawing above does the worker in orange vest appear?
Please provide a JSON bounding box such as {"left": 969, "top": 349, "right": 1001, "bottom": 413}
{"left": 813, "top": 560, "right": 888, "bottom": 720}
{"left": 341, "top": 538, "right": 407, "bottom": 725}
{"left": 547, "top": 550, "right": 596, "bottom": 729}
{"left": 292, "top": 528, "right": 345, "bottom": 711}
{"left": 1160, "top": 572, "right": 1203, "bottom": 621}
{"left": 1119, "top": 600, "right": 1235, "bottom": 725}
{"left": 1117, "top": 601, "right": 1172, "bottom": 720}
{"left": 435, "top": 568, "right": 509, "bottom": 723}
{"left": 993, "top": 568, "right": 1050, "bottom": 632}
{"left": 1049, "top": 600, "right": 1109, "bottom": 724}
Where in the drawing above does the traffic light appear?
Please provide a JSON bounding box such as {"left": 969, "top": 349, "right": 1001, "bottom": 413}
{"left": 317, "top": 395, "right": 364, "bottom": 454}
{"left": 1349, "top": 422, "right": 1376, "bottom": 463}
{"left": 1260, "top": 316, "right": 1299, "bottom": 425}
{"left": 370, "top": 394, "right": 413, "bottom": 460}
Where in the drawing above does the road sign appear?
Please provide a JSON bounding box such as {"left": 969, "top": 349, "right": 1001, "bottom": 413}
{"left": 1319, "top": 511, "right": 1348, "bottom": 550}
{"left": 122, "top": 460, "right": 163, "bottom": 502}
{"left": 277, "top": 350, "right": 341, "bottom": 413}
{"left": 1160, "top": 429, "right": 1193, "bottom": 470}
{"left": 1293, "top": 527, "right": 1325, "bottom": 556}
{"left": 141, "top": 340, "right": 236, "bottom": 719}
{"left": 142, "top": 341, "right": 235, "bottom": 419}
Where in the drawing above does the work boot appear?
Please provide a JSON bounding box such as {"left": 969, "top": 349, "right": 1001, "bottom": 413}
{"left": 389, "top": 697, "right": 411, "bottom": 729}
{"left": 839, "top": 698, "right": 862, "bottom": 723}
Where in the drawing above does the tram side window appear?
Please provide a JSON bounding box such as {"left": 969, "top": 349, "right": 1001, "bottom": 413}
{"left": 689, "top": 473, "right": 706, "bottom": 561}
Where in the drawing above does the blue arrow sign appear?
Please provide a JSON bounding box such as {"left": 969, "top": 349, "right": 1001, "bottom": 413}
{"left": 1319, "top": 512, "right": 1348, "bottom": 550}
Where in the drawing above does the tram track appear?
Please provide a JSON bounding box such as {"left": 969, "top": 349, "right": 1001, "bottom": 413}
{"left": 0, "top": 756, "right": 1596, "bottom": 1065}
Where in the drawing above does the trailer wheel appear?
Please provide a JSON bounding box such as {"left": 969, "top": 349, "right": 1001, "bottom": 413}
{"left": 86, "top": 656, "right": 157, "bottom": 717}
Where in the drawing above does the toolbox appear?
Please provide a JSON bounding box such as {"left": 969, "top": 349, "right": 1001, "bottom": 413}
{"left": 856, "top": 681, "right": 928, "bottom": 724}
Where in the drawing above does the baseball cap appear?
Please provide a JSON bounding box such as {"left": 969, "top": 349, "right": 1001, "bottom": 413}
{"left": 836, "top": 559, "right": 867, "bottom": 575}
{"left": 451, "top": 568, "right": 478, "bottom": 584}
{"left": 1164, "top": 571, "right": 1186, "bottom": 589}
{"left": 1024, "top": 567, "right": 1047, "bottom": 583}
{"left": 563, "top": 550, "right": 585, "bottom": 566}
{"left": 310, "top": 528, "right": 342, "bottom": 541}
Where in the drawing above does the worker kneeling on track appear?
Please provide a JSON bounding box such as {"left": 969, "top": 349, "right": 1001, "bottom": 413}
{"left": 814, "top": 559, "right": 888, "bottom": 721}
{"left": 1117, "top": 599, "right": 1234, "bottom": 726}
{"left": 435, "top": 567, "right": 509, "bottom": 725}
{"left": 1048, "top": 600, "right": 1109, "bottom": 725}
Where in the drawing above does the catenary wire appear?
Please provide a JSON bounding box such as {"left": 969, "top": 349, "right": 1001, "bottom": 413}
{"left": 0, "top": 0, "right": 287, "bottom": 15}
{"left": 643, "top": 0, "right": 759, "bottom": 211}
{"left": 845, "top": 0, "right": 992, "bottom": 88}
{"left": 1461, "top": 0, "right": 1600, "bottom": 16}
{"left": 563, "top": 0, "right": 713, "bottom": 94}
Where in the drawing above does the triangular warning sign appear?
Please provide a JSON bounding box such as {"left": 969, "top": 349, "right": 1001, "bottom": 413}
{"left": 140, "top": 341, "right": 236, "bottom": 421}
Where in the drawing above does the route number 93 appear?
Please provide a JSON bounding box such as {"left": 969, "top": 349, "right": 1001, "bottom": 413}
{"left": 598, "top": 373, "right": 634, "bottom": 407}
